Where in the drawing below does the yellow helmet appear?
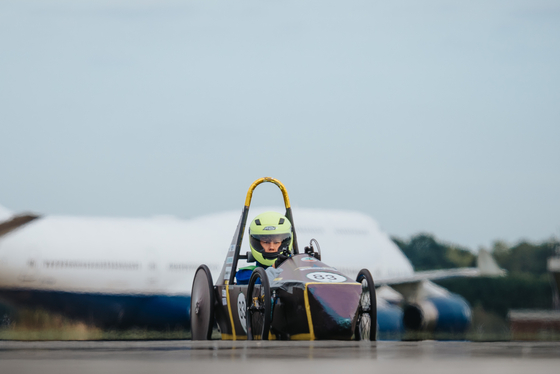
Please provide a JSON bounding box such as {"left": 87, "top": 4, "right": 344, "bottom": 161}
{"left": 249, "top": 212, "right": 293, "bottom": 267}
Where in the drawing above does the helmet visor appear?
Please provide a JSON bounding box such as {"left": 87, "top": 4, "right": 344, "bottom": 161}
{"left": 250, "top": 233, "right": 291, "bottom": 243}
{"left": 250, "top": 232, "right": 292, "bottom": 260}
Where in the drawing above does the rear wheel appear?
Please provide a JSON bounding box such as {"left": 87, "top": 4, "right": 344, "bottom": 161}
{"left": 190, "top": 264, "right": 215, "bottom": 340}
{"left": 246, "top": 267, "right": 271, "bottom": 340}
{"left": 354, "top": 268, "right": 377, "bottom": 341}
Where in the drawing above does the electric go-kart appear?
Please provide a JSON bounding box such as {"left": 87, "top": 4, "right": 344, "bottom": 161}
{"left": 190, "top": 177, "right": 376, "bottom": 340}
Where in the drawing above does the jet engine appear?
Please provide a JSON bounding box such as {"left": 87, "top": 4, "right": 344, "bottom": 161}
{"left": 402, "top": 294, "right": 471, "bottom": 333}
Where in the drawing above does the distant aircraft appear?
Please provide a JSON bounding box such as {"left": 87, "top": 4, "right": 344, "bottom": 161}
{"left": 0, "top": 204, "right": 503, "bottom": 339}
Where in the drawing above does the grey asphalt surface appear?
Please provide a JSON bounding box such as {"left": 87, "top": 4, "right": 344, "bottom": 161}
{"left": 1, "top": 341, "right": 559, "bottom": 374}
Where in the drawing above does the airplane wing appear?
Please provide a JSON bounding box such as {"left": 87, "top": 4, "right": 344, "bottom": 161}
{"left": 376, "top": 248, "right": 506, "bottom": 286}
{"left": 371, "top": 248, "right": 506, "bottom": 334}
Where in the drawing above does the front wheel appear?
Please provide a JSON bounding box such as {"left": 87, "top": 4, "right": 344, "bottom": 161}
{"left": 354, "top": 268, "right": 377, "bottom": 341}
{"left": 246, "top": 267, "right": 271, "bottom": 340}
{"left": 190, "top": 264, "right": 215, "bottom": 340}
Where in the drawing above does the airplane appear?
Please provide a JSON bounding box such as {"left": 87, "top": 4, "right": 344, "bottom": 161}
{"left": 0, "top": 203, "right": 503, "bottom": 339}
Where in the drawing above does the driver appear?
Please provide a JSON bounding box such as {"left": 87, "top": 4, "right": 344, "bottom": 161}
{"left": 249, "top": 211, "right": 293, "bottom": 267}
{"left": 236, "top": 211, "right": 292, "bottom": 284}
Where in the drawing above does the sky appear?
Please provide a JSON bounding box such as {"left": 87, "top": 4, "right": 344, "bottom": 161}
{"left": 1, "top": 0, "right": 559, "bottom": 250}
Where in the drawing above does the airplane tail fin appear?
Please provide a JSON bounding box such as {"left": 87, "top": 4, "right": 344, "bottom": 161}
{"left": 477, "top": 248, "right": 507, "bottom": 276}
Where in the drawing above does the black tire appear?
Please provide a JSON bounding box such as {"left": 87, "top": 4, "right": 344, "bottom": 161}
{"left": 354, "top": 268, "right": 377, "bottom": 341}
{"left": 190, "top": 264, "right": 215, "bottom": 340}
{"left": 246, "top": 267, "right": 271, "bottom": 340}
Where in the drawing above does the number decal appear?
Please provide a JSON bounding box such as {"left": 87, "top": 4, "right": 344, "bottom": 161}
{"left": 237, "top": 293, "right": 247, "bottom": 333}
{"left": 306, "top": 272, "right": 346, "bottom": 283}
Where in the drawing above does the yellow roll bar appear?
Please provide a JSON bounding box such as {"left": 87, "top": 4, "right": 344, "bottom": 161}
{"left": 244, "top": 177, "right": 291, "bottom": 209}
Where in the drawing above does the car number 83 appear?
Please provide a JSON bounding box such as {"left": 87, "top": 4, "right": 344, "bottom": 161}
{"left": 306, "top": 272, "right": 346, "bottom": 283}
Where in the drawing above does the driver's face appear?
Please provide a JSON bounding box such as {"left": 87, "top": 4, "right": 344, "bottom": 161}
{"left": 260, "top": 240, "right": 281, "bottom": 253}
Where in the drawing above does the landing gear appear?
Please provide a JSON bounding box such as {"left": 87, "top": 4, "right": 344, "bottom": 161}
{"left": 354, "top": 268, "right": 377, "bottom": 341}
{"left": 246, "top": 267, "right": 271, "bottom": 340}
{"left": 190, "top": 264, "right": 215, "bottom": 340}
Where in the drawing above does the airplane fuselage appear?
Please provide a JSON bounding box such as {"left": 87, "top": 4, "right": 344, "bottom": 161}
{"left": 0, "top": 208, "right": 462, "bottom": 336}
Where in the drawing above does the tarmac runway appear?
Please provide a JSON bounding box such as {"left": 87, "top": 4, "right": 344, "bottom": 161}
{"left": 1, "top": 340, "right": 560, "bottom": 374}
